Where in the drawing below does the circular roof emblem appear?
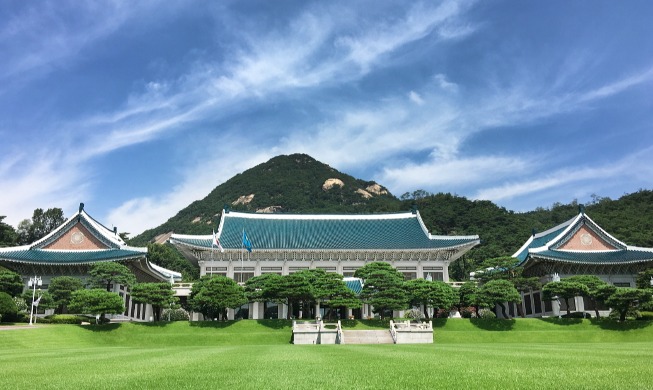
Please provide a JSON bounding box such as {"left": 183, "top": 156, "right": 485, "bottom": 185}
{"left": 71, "top": 231, "right": 85, "bottom": 245}
{"left": 580, "top": 233, "right": 593, "bottom": 246}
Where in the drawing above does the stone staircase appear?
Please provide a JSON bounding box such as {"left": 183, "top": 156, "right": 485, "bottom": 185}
{"left": 342, "top": 329, "right": 395, "bottom": 344}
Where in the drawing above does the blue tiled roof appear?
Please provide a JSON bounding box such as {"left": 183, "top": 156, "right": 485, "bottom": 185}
{"left": 344, "top": 278, "right": 363, "bottom": 295}
{"left": 516, "top": 212, "right": 653, "bottom": 267}
{"left": 171, "top": 211, "right": 479, "bottom": 251}
{"left": 0, "top": 248, "right": 146, "bottom": 265}
{"left": 531, "top": 249, "right": 653, "bottom": 264}
{"left": 514, "top": 224, "right": 569, "bottom": 262}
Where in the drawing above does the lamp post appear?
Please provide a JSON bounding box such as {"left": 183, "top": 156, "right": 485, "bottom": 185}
{"left": 28, "top": 276, "right": 42, "bottom": 326}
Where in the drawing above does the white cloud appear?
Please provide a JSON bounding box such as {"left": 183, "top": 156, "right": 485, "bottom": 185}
{"left": 408, "top": 91, "right": 425, "bottom": 105}
{"left": 434, "top": 74, "right": 459, "bottom": 92}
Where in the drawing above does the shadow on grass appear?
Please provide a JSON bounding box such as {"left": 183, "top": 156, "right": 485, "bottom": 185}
{"left": 255, "top": 319, "right": 292, "bottom": 329}
{"left": 129, "top": 321, "right": 173, "bottom": 328}
{"left": 590, "top": 318, "right": 653, "bottom": 331}
{"left": 538, "top": 317, "right": 584, "bottom": 326}
{"left": 469, "top": 318, "right": 516, "bottom": 331}
{"left": 77, "top": 323, "right": 121, "bottom": 332}
{"left": 432, "top": 318, "right": 448, "bottom": 329}
{"left": 189, "top": 320, "right": 239, "bottom": 328}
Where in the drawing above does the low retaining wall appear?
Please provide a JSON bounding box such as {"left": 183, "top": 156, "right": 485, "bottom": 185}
{"left": 292, "top": 320, "right": 342, "bottom": 344}
{"left": 391, "top": 320, "right": 433, "bottom": 344}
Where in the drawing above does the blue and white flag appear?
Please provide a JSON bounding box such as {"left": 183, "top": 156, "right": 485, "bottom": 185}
{"left": 242, "top": 230, "right": 252, "bottom": 252}
{"left": 33, "top": 294, "right": 42, "bottom": 307}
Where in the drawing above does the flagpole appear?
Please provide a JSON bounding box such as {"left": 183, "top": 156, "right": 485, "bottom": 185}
{"left": 241, "top": 228, "right": 244, "bottom": 284}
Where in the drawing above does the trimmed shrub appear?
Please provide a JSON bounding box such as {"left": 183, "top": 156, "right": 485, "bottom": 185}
{"left": 0, "top": 292, "right": 18, "bottom": 322}
{"left": 404, "top": 308, "right": 424, "bottom": 321}
{"left": 637, "top": 311, "right": 653, "bottom": 321}
{"left": 13, "top": 297, "right": 28, "bottom": 313}
{"left": 478, "top": 309, "right": 496, "bottom": 319}
{"left": 39, "top": 314, "right": 88, "bottom": 324}
{"left": 161, "top": 307, "right": 190, "bottom": 321}
{"left": 461, "top": 307, "right": 475, "bottom": 318}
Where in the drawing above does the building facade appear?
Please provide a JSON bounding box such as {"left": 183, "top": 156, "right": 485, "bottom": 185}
{"left": 170, "top": 209, "right": 480, "bottom": 319}
{"left": 507, "top": 209, "right": 653, "bottom": 317}
{"left": 0, "top": 204, "right": 180, "bottom": 321}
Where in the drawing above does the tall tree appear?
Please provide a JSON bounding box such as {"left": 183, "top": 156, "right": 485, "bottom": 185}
{"left": 405, "top": 279, "right": 457, "bottom": 319}
{"left": 356, "top": 262, "right": 408, "bottom": 319}
{"left": 303, "top": 269, "right": 361, "bottom": 320}
{"left": 542, "top": 281, "right": 589, "bottom": 316}
{"left": 0, "top": 216, "right": 17, "bottom": 247}
{"left": 89, "top": 262, "right": 136, "bottom": 291}
{"left": 0, "top": 270, "right": 24, "bottom": 297}
{"left": 68, "top": 289, "right": 125, "bottom": 323}
{"left": 605, "top": 288, "right": 653, "bottom": 322}
{"left": 48, "top": 276, "right": 84, "bottom": 314}
{"left": 130, "top": 283, "right": 176, "bottom": 321}
{"left": 189, "top": 276, "right": 247, "bottom": 320}
{"left": 16, "top": 208, "right": 65, "bottom": 244}
{"left": 477, "top": 279, "right": 521, "bottom": 319}
{"left": 564, "top": 275, "right": 615, "bottom": 318}
{"left": 457, "top": 281, "right": 480, "bottom": 316}
{"left": 244, "top": 273, "right": 285, "bottom": 318}
{"left": 273, "top": 273, "right": 313, "bottom": 319}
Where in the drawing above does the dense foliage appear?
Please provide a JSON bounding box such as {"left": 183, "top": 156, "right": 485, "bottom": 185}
{"left": 15, "top": 207, "right": 65, "bottom": 245}
{"left": 89, "top": 262, "right": 136, "bottom": 291}
{"left": 129, "top": 283, "right": 176, "bottom": 322}
{"left": 147, "top": 243, "right": 199, "bottom": 281}
{"left": 48, "top": 276, "right": 84, "bottom": 314}
{"left": 0, "top": 270, "right": 24, "bottom": 297}
{"left": 0, "top": 216, "right": 17, "bottom": 247}
{"left": 68, "top": 289, "right": 125, "bottom": 322}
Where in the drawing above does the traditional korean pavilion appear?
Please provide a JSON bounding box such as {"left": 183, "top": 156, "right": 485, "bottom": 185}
{"left": 508, "top": 208, "right": 653, "bottom": 317}
{"left": 0, "top": 203, "right": 180, "bottom": 320}
{"left": 170, "top": 208, "right": 479, "bottom": 319}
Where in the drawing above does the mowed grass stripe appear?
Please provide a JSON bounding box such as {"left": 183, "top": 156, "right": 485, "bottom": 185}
{"left": 1, "top": 320, "right": 652, "bottom": 389}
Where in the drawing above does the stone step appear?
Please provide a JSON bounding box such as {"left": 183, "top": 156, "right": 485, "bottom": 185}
{"left": 341, "top": 330, "right": 394, "bottom": 344}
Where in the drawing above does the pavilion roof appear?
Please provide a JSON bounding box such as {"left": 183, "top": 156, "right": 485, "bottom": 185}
{"left": 514, "top": 210, "right": 653, "bottom": 267}
{"left": 170, "top": 210, "right": 480, "bottom": 251}
{"left": 0, "top": 204, "right": 180, "bottom": 281}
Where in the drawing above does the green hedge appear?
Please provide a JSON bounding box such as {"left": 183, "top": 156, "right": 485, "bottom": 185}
{"left": 38, "top": 314, "right": 89, "bottom": 324}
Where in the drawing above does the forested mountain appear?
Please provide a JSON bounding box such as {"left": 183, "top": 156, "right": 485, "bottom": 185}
{"left": 130, "top": 154, "right": 400, "bottom": 245}
{"left": 129, "top": 153, "right": 653, "bottom": 281}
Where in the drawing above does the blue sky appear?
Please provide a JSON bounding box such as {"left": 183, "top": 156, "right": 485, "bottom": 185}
{"left": 1, "top": 0, "right": 652, "bottom": 235}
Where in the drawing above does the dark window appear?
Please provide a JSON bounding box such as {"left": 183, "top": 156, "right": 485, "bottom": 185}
{"left": 533, "top": 293, "right": 542, "bottom": 313}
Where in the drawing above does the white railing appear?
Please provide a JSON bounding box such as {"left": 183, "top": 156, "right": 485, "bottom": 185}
{"left": 389, "top": 320, "right": 398, "bottom": 343}
{"left": 336, "top": 320, "right": 344, "bottom": 344}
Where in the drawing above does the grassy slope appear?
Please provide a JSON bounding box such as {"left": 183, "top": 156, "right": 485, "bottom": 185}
{"left": 1, "top": 320, "right": 652, "bottom": 389}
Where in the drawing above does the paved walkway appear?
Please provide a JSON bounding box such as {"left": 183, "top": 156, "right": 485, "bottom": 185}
{"left": 0, "top": 325, "right": 40, "bottom": 331}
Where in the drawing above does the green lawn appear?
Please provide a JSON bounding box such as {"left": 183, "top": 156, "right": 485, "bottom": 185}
{"left": 1, "top": 319, "right": 652, "bottom": 389}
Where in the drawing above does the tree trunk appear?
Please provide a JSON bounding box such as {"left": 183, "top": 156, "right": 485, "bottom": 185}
{"left": 498, "top": 302, "right": 510, "bottom": 319}
{"left": 591, "top": 299, "right": 600, "bottom": 319}
{"left": 516, "top": 301, "right": 525, "bottom": 318}
{"left": 287, "top": 302, "right": 293, "bottom": 320}
{"left": 564, "top": 298, "right": 571, "bottom": 315}
{"left": 619, "top": 309, "right": 626, "bottom": 322}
